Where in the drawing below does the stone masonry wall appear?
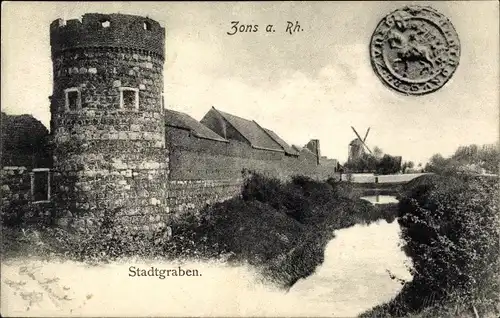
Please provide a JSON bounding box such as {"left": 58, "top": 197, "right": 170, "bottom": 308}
{"left": 1, "top": 167, "right": 54, "bottom": 225}
{"left": 162, "top": 126, "right": 338, "bottom": 220}
{"left": 168, "top": 179, "right": 243, "bottom": 220}
{"left": 167, "top": 127, "right": 337, "bottom": 182}
{"left": 50, "top": 14, "right": 168, "bottom": 233}
{"left": 50, "top": 13, "right": 165, "bottom": 58}
{"left": 1, "top": 167, "right": 31, "bottom": 209}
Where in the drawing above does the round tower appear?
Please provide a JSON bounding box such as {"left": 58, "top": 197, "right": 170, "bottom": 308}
{"left": 49, "top": 13, "right": 168, "bottom": 232}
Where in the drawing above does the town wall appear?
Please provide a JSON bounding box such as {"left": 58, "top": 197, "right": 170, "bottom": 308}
{"left": 1, "top": 167, "right": 31, "bottom": 211}
{"left": 163, "top": 127, "right": 338, "bottom": 219}
{"left": 1, "top": 13, "right": 338, "bottom": 233}
{"left": 167, "top": 127, "right": 336, "bottom": 181}
{"left": 0, "top": 167, "right": 54, "bottom": 225}
{"left": 167, "top": 179, "right": 243, "bottom": 220}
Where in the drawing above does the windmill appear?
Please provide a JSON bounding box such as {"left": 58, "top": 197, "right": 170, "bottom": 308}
{"left": 348, "top": 126, "right": 372, "bottom": 162}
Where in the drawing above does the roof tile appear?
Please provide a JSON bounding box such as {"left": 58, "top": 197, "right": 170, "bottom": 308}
{"left": 214, "top": 108, "right": 283, "bottom": 151}
{"left": 165, "top": 109, "right": 227, "bottom": 142}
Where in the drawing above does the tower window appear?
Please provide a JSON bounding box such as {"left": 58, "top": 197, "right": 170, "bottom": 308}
{"left": 31, "top": 168, "right": 50, "bottom": 203}
{"left": 119, "top": 87, "right": 139, "bottom": 110}
{"left": 64, "top": 87, "right": 81, "bottom": 112}
{"left": 101, "top": 20, "right": 111, "bottom": 28}
{"left": 143, "top": 21, "right": 151, "bottom": 31}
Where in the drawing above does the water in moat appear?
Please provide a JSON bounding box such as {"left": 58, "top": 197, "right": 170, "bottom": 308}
{"left": 360, "top": 195, "right": 399, "bottom": 205}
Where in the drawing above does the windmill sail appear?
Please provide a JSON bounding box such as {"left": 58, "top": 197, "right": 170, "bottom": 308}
{"left": 363, "top": 127, "right": 370, "bottom": 142}
{"left": 351, "top": 126, "right": 373, "bottom": 154}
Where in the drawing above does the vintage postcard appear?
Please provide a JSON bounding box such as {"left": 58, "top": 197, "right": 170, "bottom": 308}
{"left": 1, "top": 1, "right": 499, "bottom": 317}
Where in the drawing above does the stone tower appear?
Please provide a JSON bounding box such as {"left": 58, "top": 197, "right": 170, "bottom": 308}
{"left": 49, "top": 13, "right": 168, "bottom": 232}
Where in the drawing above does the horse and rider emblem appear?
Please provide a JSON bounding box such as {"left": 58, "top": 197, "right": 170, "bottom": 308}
{"left": 370, "top": 6, "right": 460, "bottom": 95}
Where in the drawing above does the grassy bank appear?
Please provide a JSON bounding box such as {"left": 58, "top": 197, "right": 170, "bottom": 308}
{"left": 361, "top": 174, "right": 500, "bottom": 317}
{"left": 168, "top": 174, "right": 398, "bottom": 287}
{"left": 1, "top": 172, "right": 399, "bottom": 289}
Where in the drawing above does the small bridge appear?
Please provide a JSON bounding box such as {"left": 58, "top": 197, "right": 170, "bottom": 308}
{"left": 341, "top": 173, "right": 432, "bottom": 197}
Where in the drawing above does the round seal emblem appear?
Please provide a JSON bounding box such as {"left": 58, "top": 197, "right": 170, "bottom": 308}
{"left": 370, "top": 5, "right": 460, "bottom": 95}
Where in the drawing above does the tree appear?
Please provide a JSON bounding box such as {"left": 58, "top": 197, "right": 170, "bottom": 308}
{"left": 345, "top": 151, "right": 403, "bottom": 174}
{"left": 426, "top": 144, "right": 499, "bottom": 175}
{"left": 373, "top": 146, "right": 384, "bottom": 159}
{"left": 402, "top": 161, "right": 415, "bottom": 173}
{"left": 474, "top": 144, "right": 499, "bottom": 173}
{"left": 1, "top": 112, "right": 50, "bottom": 168}
{"left": 345, "top": 153, "right": 378, "bottom": 173}
{"left": 425, "top": 154, "right": 452, "bottom": 174}
{"left": 377, "top": 154, "right": 402, "bottom": 175}
{"left": 417, "top": 163, "right": 424, "bottom": 173}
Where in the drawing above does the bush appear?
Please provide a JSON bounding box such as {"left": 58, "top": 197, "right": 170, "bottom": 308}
{"left": 0, "top": 208, "right": 172, "bottom": 263}
{"left": 1, "top": 202, "right": 55, "bottom": 228}
{"left": 242, "top": 173, "right": 396, "bottom": 227}
{"left": 159, "top": 172, "right": 399, "bottom": 287}
{"left": 363, "top": 174, "right": 500, "bottom": 317}
{"left": 194, "top": 200, "right": 305, "bottom": 262}
{"left": 241, "top": 173, "right": 320, "bottom": 223}
{"left": 2, "top": 172, "right": 400, "bottom": 289}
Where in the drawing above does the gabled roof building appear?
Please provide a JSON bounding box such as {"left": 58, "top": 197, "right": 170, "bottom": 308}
{"left": 165, "top": 109, "right": 227, "bottom": 143}
{"left": 200, "top": 107, "right": 284, "bottom": 152}
{"left": 165, "top": 106, "right": 337, "bottom": 181}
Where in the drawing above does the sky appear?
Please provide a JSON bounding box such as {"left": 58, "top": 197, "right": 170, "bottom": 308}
{"left": 1, "top": 1, "right": 499, "bottom": 164}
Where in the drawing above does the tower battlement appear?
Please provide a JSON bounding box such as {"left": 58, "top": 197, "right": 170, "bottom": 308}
{"left": 50, "top": 13, "right": 165, "bottom": 58}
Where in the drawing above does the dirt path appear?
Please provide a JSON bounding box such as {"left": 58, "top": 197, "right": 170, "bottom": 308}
{"left": 1, "top": 260, "right": 94, "bottom": 316}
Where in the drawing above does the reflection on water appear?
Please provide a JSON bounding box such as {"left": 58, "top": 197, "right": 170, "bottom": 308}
{"left": 361, "top": 195, "right": 399, "bottom": 205}
{"left": 1, "top": 221, "right": 412, "bottom": 317}
{"left": 288, "top": 220, "right": 412, "bottom": 317}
